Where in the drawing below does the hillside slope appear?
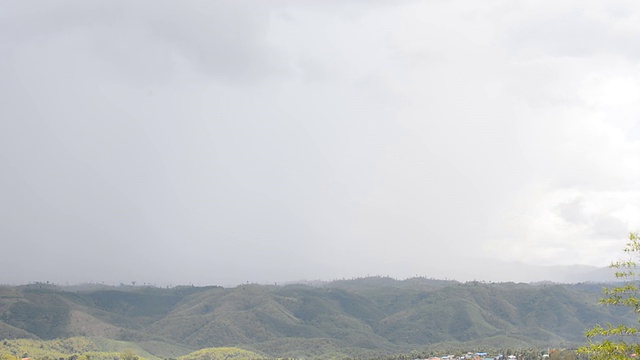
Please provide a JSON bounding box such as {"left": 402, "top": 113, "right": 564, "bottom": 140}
{"left": 0, "top": 279, "right": 629, "bottom": 358}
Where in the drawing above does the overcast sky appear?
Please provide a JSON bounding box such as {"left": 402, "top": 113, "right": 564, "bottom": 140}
{"left": 1, "top": 0, "right": 639, "bottom": 286}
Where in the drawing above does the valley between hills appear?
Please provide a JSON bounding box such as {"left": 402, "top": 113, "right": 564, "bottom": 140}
{"left": 0, "top": 277, "right": 629, "bottom": 359}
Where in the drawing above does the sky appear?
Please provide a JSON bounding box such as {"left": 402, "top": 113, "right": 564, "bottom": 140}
{"left": 1, "top": 0, "right": 639, "bottom": 286}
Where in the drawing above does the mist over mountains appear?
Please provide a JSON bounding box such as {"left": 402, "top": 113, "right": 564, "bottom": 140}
{"left": 416, "top": 262, "right": 617, "bottom": 284}
{"left": 1, "top": 262, "right": 617, "bottom": 288}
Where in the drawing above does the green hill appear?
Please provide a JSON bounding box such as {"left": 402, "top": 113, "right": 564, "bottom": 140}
{"left": 177, "top": 347, "right": 263, "bottom": 360}
{"left": 0, "top": 279, "right": 631, "bottom": 358}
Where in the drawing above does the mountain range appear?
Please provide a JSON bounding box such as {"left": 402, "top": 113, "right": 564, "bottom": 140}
{"left": 0, "top": 277, "right": 631, "bottom": 358}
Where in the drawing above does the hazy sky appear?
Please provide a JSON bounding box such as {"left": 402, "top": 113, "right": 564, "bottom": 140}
{"left": 1, "top": 0, "right": 639, "bottom": 286}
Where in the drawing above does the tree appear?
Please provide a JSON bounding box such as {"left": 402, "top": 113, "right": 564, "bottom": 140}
{"left": 119, "top": 350, "right": 138, "bottom": 360}
{"left": 579, "top": 232, "right": 640, "bottom": 360}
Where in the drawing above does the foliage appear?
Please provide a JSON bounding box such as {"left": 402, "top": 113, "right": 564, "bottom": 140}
{"left": 0, "top": 338, "right": 267, "bottom": 360}
{"left": 177, "top": 347, "right": 263, "bottom": 360}
{"left": 1, "top": 296, "right": 70, "bottom": 339}
{"left": 0, "top": 337, "right": 175, "bottom": 360}
{"left": 579, "top": 233, "right": 640, "bottom": 360}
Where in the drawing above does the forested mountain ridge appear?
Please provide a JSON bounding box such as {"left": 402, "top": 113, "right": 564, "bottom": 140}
{"left": 0, "top": 278, "right": 628, "bottom": 358}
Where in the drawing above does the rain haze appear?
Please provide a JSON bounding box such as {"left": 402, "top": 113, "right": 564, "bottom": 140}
{"left": 1, "top": 0, "right": 639, "bottom": 286}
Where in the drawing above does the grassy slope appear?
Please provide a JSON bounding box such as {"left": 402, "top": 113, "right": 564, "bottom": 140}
{"left": 0, "top": 337, "right": 247, "bottom": 360}
{"left": 178, "top": 347, "right": 264, "bottom": 360}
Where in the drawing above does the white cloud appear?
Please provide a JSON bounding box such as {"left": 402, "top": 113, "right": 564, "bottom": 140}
{"left": 1, "top": 0, "right": 639, "bottom": 284}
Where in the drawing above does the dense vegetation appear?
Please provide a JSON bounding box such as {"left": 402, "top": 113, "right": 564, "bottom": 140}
{"left": 579, "top": 233, "right": 640, "bottom": 360}
{"left": 0, "top": 337, "right": 262, "bottom": 360}
{"left": 0, "top": 278, "right": 630, "bottom": 359}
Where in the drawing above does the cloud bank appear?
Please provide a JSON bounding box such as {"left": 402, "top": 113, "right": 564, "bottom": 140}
{"left": 1, "top": 0, "right": 639, "bottom": 285}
